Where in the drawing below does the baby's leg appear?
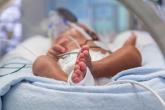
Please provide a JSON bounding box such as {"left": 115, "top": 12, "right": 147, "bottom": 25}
{"left": 72, "top": 46, "right": 93, "bottom": 83}
{"left": 33, "top": 55, "right": 68, "bottom": 81}
{"left": 92, "top": 35, "right": 142, "bottom": 78}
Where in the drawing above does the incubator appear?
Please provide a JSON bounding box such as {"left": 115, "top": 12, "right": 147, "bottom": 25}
{"left": 1, "top": 0, "right": 165, "bottom": 110}
{"left": 18, "top": 0, "right": 165, "bottom": 55}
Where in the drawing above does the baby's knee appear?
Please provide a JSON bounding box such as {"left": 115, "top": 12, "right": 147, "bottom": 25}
{"left": 32, "top": 55, "right": 49, "bottom": 76}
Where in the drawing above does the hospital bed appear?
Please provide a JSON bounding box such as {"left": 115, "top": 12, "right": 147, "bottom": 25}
{"left": 1, "top": 0, "right": 165, "bottom": 110}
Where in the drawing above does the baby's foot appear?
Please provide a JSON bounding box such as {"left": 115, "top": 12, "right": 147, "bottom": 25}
{"left": 72, "top": 46, "right": 92, "bottom": 83}
{"left": 124, "top": 32, "right": 137, "bottom": 46}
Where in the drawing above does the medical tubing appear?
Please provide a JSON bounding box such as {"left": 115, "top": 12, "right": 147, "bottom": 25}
{"left": 19, "top": 35, "right": 81, "bottom": 59}
{"left": 106, "top": 80, "right": 165, "bottom": 109}
{"left": 10, "top": 22, "right": 91, "bottom": 59}
{"left": 57, "top": 23, "right": 91, "bottom": 58}
{"left": 17, "top": 23, "right": 85, "bottom": 58}
{"left": 57, "top": 52, "right": 78, "bottom": 59}
{"left": 68, "top": 22, "right": 92, "bottom": 40}
{"left": 68, "top": 36, "right": 81, "bottom": 49}
{"left": 0, "top": 63, "right": 32, "bottom": 77}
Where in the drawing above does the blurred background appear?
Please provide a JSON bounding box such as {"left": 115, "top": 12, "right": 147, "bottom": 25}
{"left": 0, "top": 0, "right": 164, "bottom": 58}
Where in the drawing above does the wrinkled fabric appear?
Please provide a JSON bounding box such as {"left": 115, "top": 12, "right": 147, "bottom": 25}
{"left": 0, "top": 31, "right": 165, "bottom": 110}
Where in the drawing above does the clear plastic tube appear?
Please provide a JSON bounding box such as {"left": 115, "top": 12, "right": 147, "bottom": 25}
{"left": 68, "top": 22, "right": 92, "bottom": 40}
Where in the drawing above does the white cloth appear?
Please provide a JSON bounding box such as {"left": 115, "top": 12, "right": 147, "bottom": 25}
{"left": 68, "top": 67, "right": 95, "bottom": 86}
{"left": 58, "top": 49, "right": 109, "bottom": 86}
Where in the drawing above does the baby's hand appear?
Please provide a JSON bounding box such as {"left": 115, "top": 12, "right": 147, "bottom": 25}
{"left": 47, "top": 38, "right": 68, "bottom": 60}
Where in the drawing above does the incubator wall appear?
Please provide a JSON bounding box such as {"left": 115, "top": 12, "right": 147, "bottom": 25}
{"left": 21, "top": 0, "right": 132, "bottom": 43}
{"left": 1, "top": 0, "right": 165, "bottom": 59}
{"left": 21, "top": 0, "right": 163, "bottom": 42}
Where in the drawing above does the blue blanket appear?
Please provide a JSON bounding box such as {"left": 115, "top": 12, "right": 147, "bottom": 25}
{"left": 1, "top": 43, "right": 165, "bottom": 110}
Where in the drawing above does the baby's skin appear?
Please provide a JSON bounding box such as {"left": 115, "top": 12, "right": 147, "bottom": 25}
{"left": 33, "top": 26, "right": 142, "bottom": 84}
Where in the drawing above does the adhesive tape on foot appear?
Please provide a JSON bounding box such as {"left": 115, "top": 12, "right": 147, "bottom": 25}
{"left": 67, "top": 67, "right": 95, "bottom": 86}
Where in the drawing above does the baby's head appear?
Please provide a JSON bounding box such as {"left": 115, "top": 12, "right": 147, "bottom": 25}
{"left": 54, "top": 8, "right": 99, "bottom": 41}
{"left": 53, "top": 24, "right": 99, "bottom": 46}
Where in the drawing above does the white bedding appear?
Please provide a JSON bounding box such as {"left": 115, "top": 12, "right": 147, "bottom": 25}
{"left": 1, "top": 35, "right": 51, "bottom": 63}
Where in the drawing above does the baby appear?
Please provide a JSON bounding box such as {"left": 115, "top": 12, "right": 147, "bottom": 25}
{"left": 32, "top": 24, "right": 142, "bottom": 85}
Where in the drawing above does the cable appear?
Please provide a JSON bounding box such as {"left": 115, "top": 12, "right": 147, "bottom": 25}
{"left": 57, "top": 51, "right": 78, "bottom": 59}
{"left": 17, "top": 23, "right": 84, "bottom": 58}
{"left": 0, "top": 62, "right": 32, "bottom": 67}
{"left": 0, "top": 22, "right": 91, "bottom": 59}
{"left": 2, "top": 16, "right": 165, "bottom": 108}
{"left": 106, "top": 80, "right": 165, "bottom": 109}
{"left": 68, "top": 36, "right": 81, "bottom": 49}
{"left": 0, "top": 63, "right": 32, "bottom": 77}
{"left": 68, "top": 22, "right": 92, "bottom": 40}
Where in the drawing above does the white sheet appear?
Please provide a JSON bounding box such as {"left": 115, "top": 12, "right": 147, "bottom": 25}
{"left": 1, "top": 35, "right": 51, "bottom": 63}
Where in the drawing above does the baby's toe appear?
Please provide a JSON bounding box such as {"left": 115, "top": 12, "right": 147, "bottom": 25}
{"left": 79, "top": 61, "right": 87, "bottom": 72}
